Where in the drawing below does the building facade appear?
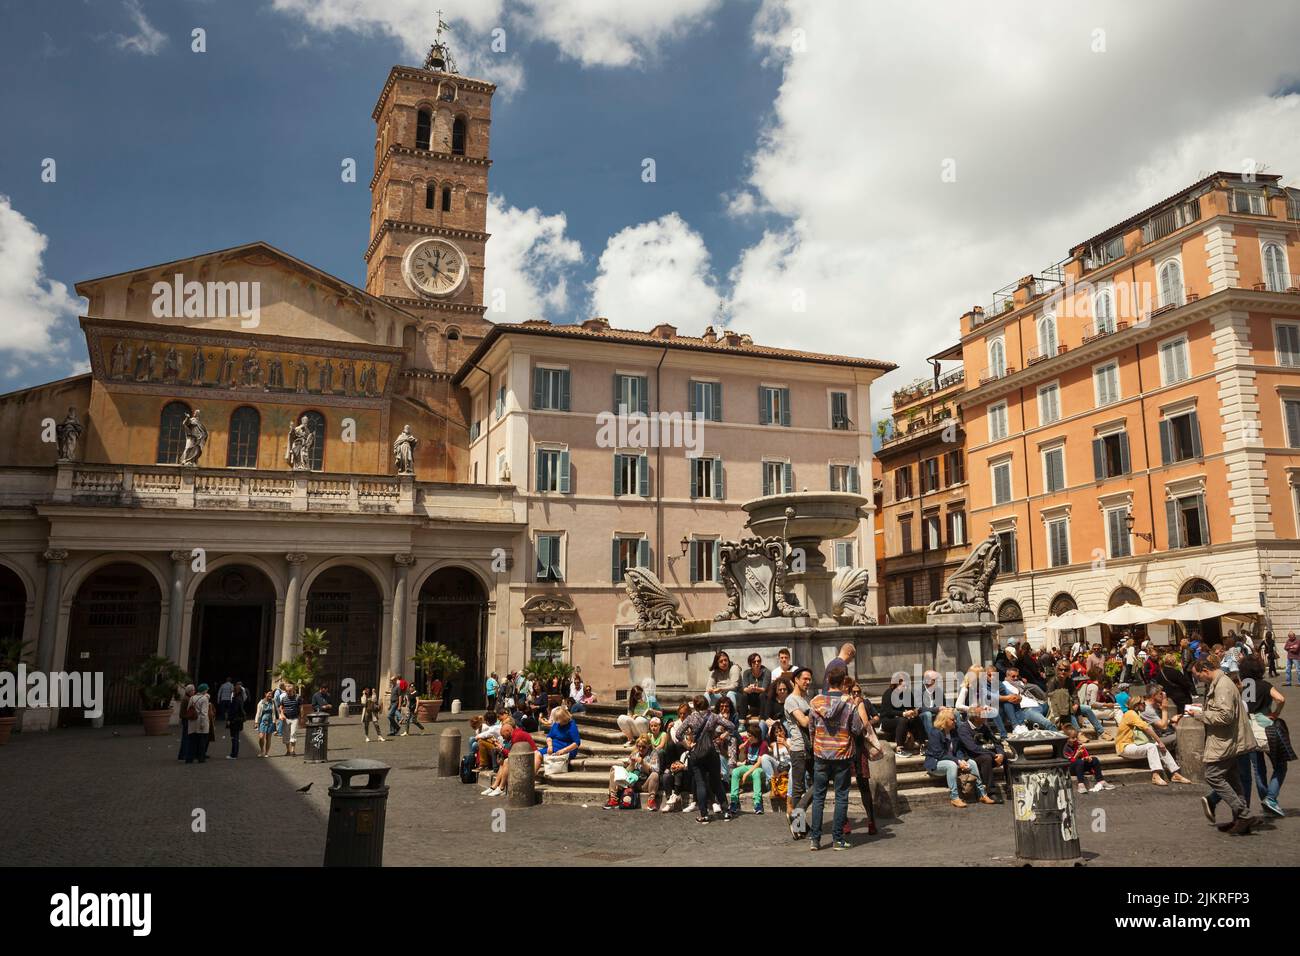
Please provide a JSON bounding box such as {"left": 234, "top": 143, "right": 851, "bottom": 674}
{"left": 958, "top": 171, "right": 1300, "bottom": 646}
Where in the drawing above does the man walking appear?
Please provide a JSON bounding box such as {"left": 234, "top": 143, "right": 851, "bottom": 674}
{"left": 1194, "top": 655, "right": 1258, "bottom": 834}
{"left": 387, "top": 676, "right": 404, "bottom": 737}
{"left": 807, "top": 664, "right": 872, "bottom": 851}
{"left": 216, "top": 676, "right": 235, "bottom": 736}
{"left": 1286, "top": 632, "right": 1300, "bottom": 686}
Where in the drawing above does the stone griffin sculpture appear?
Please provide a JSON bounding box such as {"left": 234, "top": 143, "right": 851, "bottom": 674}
{"left": 927, "top": 533, "right": 1001, "bottom": 615}
{"left": 623, "top": 566, "right": 683, "bottom": 631}
{"left": 831, "top": 567, "right": 877, "bottom": 625}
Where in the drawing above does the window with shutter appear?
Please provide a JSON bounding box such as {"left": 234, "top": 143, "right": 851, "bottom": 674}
{"left": 1043, "top": 447, "right": 1065, "bottom": 493}
{"left": 1285, "top": 400, "right": 1300, "bottom": 448}
{"left": 1038, "top": 383, "right": 1060, "bottom": 425}
{"left": 1106, "top": 509, "right": 1131, "bottom": 558}
{"left": 1158, "top": 260, "right": 1184, "bottom": 307}
{"left": 1264, "top": 243, "right": 1288, "bottom": 292}
{"left": 989, "top": 402, "right": 1008, "bottom": 441}
{"left": 1047, "top": 518, "right": 1070, "bottom": 567}
{"left": 830, "top": 391, "right": 850, "bottom": 430}
{"left": 1094, "top": 290, "right": 1115, "bottom": 334}
{"left": 1095, "top": 363, "right": 1119, "bottom": 406}
{"left": 1160, "top": 339, "right": 1189, "bottom": 385}
{"left": 1277, "top": 324, "right": 1300, "bottom": 366}
{"left": 992, "top": 462, "right": 1012, "bottom": 504}
{"left": 996, "top": 530, "right": 1017, "bottom": 573}
{"left": 1038, "top": 314, "right": 1058, "bottom": 358}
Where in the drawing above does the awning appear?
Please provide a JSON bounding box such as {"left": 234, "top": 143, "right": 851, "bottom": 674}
{"left": 1043, "top": 609, "right": 1098, "bottom": 631}
{"left": 1158, "top": 598, "right": 1259, "bottom": 622}
{"left": 1096, "top": 603, "right": 1165, "bottom": 627}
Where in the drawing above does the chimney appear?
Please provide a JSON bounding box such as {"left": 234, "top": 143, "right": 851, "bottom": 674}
{"left": 701, "top": 325, "right": 718, "bottom": 344}
{"left": 649, "top": 323, "right": 677, "bottom": 340}
{"left": 581, "top": 316, "right": 610, "bottom": 331}
{"left": 722, "top": 330, "right": 742, "bottom": 346}
{"left": 739, "top": 333, "right": 753, "bottom": 346}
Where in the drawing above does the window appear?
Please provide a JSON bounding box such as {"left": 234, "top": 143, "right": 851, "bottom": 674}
{"left": 691, "top": 456, "right": 724, "bottom": 499}
{"left": 898, "top": 516, "right": 913, "bottom": 555}
{"left": 535, "top": 447, "right": 571, "bottom": 493}
{"left": 763, "top": 460, "right": 793, "bottom": 496}
{"left": 690, "top": 380, "right": 722, "bottom": 422}
{"left": 441, "top": 186, "right": 452, "bottom": 213}
{"left": 611, "top": 536, "right": 650, "bottom": 582}
{"left": 495, "top": 384, "right": 506, "bottom": 420}
{"left": 1093, "top": 289, "right": 1115, "bottom": 334}
{"left": 830, "top": 391, "right": 851, "bottom": 430}
{"left": 759, "top": 386, "right": 791, "bottom": 426}
{"left": 987, "top": 338, "right": 1006, "bottom": 378}
{"left": 297, "top": 411, "right": 326, "bottom": 471}
{"left": 1159, "top": 410, "right": 1202, "bottom": 464}
{"left": 156, "top": 401, "right": 190, "bottom": 464}
{"left": 1046, "top": 516, "right": 1070, "bottom": 568}
{"left": 1157, "top": 259, "right": 1184, "bottom": 308}
{"left": 424, "top": 182, "right": 435, "bottom": 209}
{"left": 1231, "top": 188, "right": 1267, "bottom": 215}
{"left": 416, "top": 109, "right": 432, "bottom": 150}
{"left": 451, "top": 115, "right": 467, "bottom": 154}
{"left": 226, "top": 406, "right": 260, "bottom": 468}
{"left": 1166, "top": 493, "right": 1209, "bottom": 549}
{"left": 1277, "top": 323, "right": 1300, "bottom": 366}
{"left": 615, "top": 626, "right": 635, "bottom": 664}
{"left": 496, "top": 450, "right": 507, "bottom": 481}
{"left": 1285, "top": 399, "right": 1300, "bottom": 448}
{"left": 991, "top": 460, "right": 1012, "bottom": 505}
{"left": 1159, "top": 337, "right": 1190, "bottom": 386}
{"left": 1042, "top": 445, "right": 1066, "bottom": 493}
{"left": 614, "top": 374, "right": 649, "bottom": 414}
{"left": 532, "top": 366, "right": 570, "bottom": 411}
{"left": 829, "top": 463, "right": 861, "bottom": 493}
{"left": 1038, "top": 382, "right": 1060, "bottom": 425}
{"left": 469, "top": 420, "right": 481, "bottom": 442}
{"left": 943, "top": 450, "right": 964, "bottom": 486}
{"left": 834, "top": 540, "right": 855, "bottom": 569}
{"left": 989, "top": 402, "right": 1008, "bottom": 441}
{"left": 927, "top": 570, "right": 942, "bottom": 602}
{"left": 1263, "top": 242, "right": 1288, "bottom": 292}
{"left": 947, "top": 509, "right": 966, "bottom": 547}
{"left": 535, "top": 534, "right": 563, "bottom": 581}
{"left": 996, "top": 530, "right": 1017, "bottom": 573}
{"left": 920, "top": 457, "right": 940, "bottom": 493}
{"left": 613, "top": 453, "right": 650, "bottom": 496}
{"left": 902, "top": 576, "right": 915, "bottom": 606}
{"left": 894, "top": 465, "right": 913, "bottom": 500}
{"left": 689, "top": 538, "right": 720, "bottom": 583}
{"left": 923, "top": 513, "right": 941, "bottom": 551}
{"left": 1037, "top": 313, "right": 1058, "bottom": 358}
{"left": 1105, "top": 508, "right": 1131, "bottom": 559}
{"left": 1092, "top": 431, "right": 1131, "bottom": 479}
{"left": 530, "top": 630, "right": 565, "bottom": 663}
{"left": 1094, "top": 362, "right": 1120, "bottom": 407}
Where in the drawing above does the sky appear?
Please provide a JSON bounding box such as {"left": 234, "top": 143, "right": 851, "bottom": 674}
{"left": 3, "top": 0, "right": 1300, "bottom": 423}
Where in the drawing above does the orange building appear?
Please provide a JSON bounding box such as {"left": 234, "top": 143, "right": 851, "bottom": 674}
{"left": 958, "top": 171, "right": 1300, "bottom": 646}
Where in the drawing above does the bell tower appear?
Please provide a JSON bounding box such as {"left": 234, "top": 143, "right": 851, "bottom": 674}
{"left": 366, "top": 15, "right": 494, "bottom": 382}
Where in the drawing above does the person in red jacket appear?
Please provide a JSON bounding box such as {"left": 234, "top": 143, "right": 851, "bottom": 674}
{"left": 1063, "top": 726, "right": 1114, "bottom": 793}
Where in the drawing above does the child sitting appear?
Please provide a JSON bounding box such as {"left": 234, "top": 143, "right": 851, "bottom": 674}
{"left": 1063, "top": 725, "right": 1114, "bottom": 793}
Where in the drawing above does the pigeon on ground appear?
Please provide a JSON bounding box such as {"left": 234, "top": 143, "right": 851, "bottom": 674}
{"left": 297, "top": 783, "right": 313, "bottom": 793}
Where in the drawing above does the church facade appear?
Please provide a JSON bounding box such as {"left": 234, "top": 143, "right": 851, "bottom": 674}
{"left": 0, "top": 40, "right": 890, "bottom": 728}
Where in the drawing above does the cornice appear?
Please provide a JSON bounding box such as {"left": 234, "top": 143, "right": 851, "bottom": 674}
{"left": 365, "top": 219, "right": 491, "bottom": 262}
{"left": 369, "top": 144, "right": 491, "bottom": 191}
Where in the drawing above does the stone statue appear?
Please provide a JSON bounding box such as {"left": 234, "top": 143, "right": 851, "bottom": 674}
{"left": 162, "top": 347, "right": 180, "bottom": 383}
{"left": 55, "top": 408, "right": 82, "bottom": 462}
{"left": 267, "top": 358, "right": 284, "bottom": 389}
{"left": 293, "top": 360, "right": 308, "bottom": 393}
{"left": 623, "top": 566, "right": 683, "bottom": 631}
{"left": 109, "top": 341, "right": 128, "bottom": 379}
{"left": 179, "top": 409, "right": 207, "bottom": 466}
{"left": 714, "top": 536, "right": 805, "bottom": 623}
{"left": 927, "top": 532, "right": 1001, "bottom": 615}
{"left": 241, "top": 348, "right": 261, "bottom": 387}
{"left": 188, "top": 348, "right": 208, "bottom": 385}
{"left": 831, "top": 566, "right": 877, "bottom": 626}
{"left": 340, "top": 362, "right": 356, "bottom": 396}
{"left": 392, "top": 424, "right": 418, "bottom": 475}
{"left": 134, "top": 345, "right": 155, "bottom": 381}
{"left": 286, "top": 415, "right": 315, "bottom": 471}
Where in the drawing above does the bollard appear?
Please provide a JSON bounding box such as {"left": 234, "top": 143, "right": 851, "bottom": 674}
{"left": 1004, "top": 733, "right": 1081, "bottom": 862}
{"left": 324, "top": 759, "right": 390, "bottom": 867}
{"left": 304, "top": 712, "right": 329, "bottom": 764}
{"left": 450, "top": 699, "right": 462, "bottom": 715}
{"left": 868, "top": 744, "right": 899, "bottom": 818}
{"left": 1175, "top": 715, "right": 1206, "bottom": 783}
{"left": 437, "top": 728, "right": 462, "bottom": 777}
{"left": 507, "top": 745, "right": 536, "bottom": 807}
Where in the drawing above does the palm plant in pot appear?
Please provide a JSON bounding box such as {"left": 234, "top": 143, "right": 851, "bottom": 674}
{"left": 272, "top": 657, "right": 315, "bottom": 715}
{"left": 126, "top": 655, "right": 191, "bottom": 736}
{"left": 0, "top": 637, "right": 33, "bottom": 744}
{"left": 288, "top": 627, "right": 328, "bottom": 716}
{"left": 410, "top": 641, "right": 464, "bottom": 720}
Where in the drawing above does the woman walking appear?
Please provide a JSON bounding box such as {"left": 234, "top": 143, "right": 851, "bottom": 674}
{"left": 361, "top": 688, "right": 386, "bottom": 742}
{"left": 255, "top": 690, "right": 276, "bottom": 756}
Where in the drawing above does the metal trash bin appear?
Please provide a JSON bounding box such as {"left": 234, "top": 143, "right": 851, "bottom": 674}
{"left": 1005, "top": 731, "right": 1081, "bottom": 862}
{"left": 324, "top": 759, "right": 391, "bottom": 867}
{"left": 304, "top": 711, "right": 329, "bottom": 764}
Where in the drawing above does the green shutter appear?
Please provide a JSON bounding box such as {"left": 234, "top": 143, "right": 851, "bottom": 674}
{"left": 850, "top": 465, "right": 861, "bottom": 494}
{"left": 1166, "top": 498, "right": 1180, "bottom": 550}
{"left": 828, "top": 463, "right": 836, "bottom": 490}
{"left": 638, "top": 453, "right": 650, "bottom": 496}
{"left": 689, "top": 458, "right": 699, "bottom": 498}
{"left": 613, "top": 373, "right": 623, "bottom": 413}
{"left": 1158, "top": 419, "right": 1172, "bottom": 464}
{"left": 759, "top": 386, "right": 771, "bottom": 425}
{"left": 783, "top": 462, "right": 794, "bottom": 493}
{"left": 1092, "top": 438, "right": 1104, "bottom": 480}
{"left": 612, "top": 539, "right": 622, "bottom": 582}
{"left": 780, "top": 388, "right": 791, "bottom": 426}
{"left": 763, "top": 464, "right": 772, "bottom": 497}
{"left": 613, "top": 453, "right": 621, "bottom": 495}
{"left": 689, "top": 381, "right": 698, "bottom": 416}
{"left": 1196, "top": 495, "right": 1210, "bottom": 546}
{"left": 532, "top": 368, "right": 544, "bottom": 409}
{"left": 1188, "top": 411, "right": 1203, "bottom": 458}
{"left": 1287, "top": 401, "right": 1300, "bottom": 447}
{"left": 689, "top": 540, "right": 698, "bottom": 582}
{"left": 535, "top": 448, "right": 545, "bottom": 490}
{"left": 558, "top": 450, "right": 570, "bottom": 493}
{"left": 638, "top": 376, "right": 649, "bottom": 415}
{"left": 638, "top": 538, "right": 650, "bottom": 568}
{"left": 536, "top": 535, "right": 551, "bottom": 580}
{"left": 713, "top": 457, "right": 724, "bottom": 499}
{"left": 560, "top": 369, "right": 571, "bottom": 411}
{"left": 711, "top": 542, "right": 720, "bottom": 581}
{"left": 714, "top": 383, "right": 722, "bottom": 422}
{"left": 1119, "top": 432, "right": 1131, "bottom": 474}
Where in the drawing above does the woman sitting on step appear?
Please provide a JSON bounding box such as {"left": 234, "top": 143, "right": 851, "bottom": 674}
{"left": 604, "top": 734, "right": 661, "bottom": 809}
{"left": 1115, "top": 693, "right": 1193, "bottom": 787}
{"left": 617, "top": 680, "right": 662, "bottom": 744}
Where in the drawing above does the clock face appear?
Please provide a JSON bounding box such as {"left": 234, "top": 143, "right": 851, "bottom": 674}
{"left": 403, "top": 238, "right": 467, "bottom": 298}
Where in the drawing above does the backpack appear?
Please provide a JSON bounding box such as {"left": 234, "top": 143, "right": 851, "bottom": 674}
{"left": 811, "top": 696, "right": 859, "bottom": 761}
{"left": 459, "top": 753, "right": 477, "bottom": 785}
{"left": 184, "top": 697, "right": 197, "bottom": 722}
{"left": 687, "top": 713, "right": 717, "bottom": 760}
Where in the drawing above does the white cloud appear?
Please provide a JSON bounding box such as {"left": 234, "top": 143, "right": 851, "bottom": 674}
{"left": 114, "top": 0, "right": 167, "bottom": 55}
{"left": 511, "top": 0, "right": 721, "bottom": 68}
{"left": 0, "top": 196, "right": 83, "bottom": 358}
{"left": 728, "top": 0, "right": 1300, "bottom": 421}
{"left": 589, "top": 213, "right": 722, "bottom": 334}
{"left": 484, "top": 195, "right": 584, "bottom": 321}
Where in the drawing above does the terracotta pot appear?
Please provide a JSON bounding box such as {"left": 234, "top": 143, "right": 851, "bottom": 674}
{"left": 300, "top": 703, "right": 314, "bottom": 719}
{"left": 140, "top": 708, "right": 172, "bottom": 736}
{"left": 0, "top": 715, "right": 16, "bottom": 745}
{"left": 417, "top": 698, "right": 442, "bottom": 722}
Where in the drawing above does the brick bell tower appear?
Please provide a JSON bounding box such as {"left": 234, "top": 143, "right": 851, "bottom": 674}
{"left": 366, "top": 16, "right": 495, "bottom": 399}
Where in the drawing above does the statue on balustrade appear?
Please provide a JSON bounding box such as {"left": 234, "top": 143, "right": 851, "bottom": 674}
{"left": 179, "top": 409, "right": 208, "bottom": 466}
{"left": 55, "top": 408, "right": 83, "bottom": 462}
{"left": 926, "top": 532, "right": 1001, "bottom": 615}
{"left": 392, "top": 424, "right": 418, "bottom": 475}
{"left": 286, "top": 415, "right": 316, "bottom": 471}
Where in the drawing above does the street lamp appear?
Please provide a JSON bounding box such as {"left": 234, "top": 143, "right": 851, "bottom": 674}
{"left": 1124, "top": 510, "right": 1154, "bottom": 548}
{"left": 679, "top": 535, "right": 689, "bottom": 557}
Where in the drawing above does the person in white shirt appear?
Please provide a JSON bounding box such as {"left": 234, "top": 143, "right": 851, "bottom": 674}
{"left": 1000, "top": 667, "right": 1055, "bottom": 732}
{"left": 770, "top": 648, "right": 796, "bottom": 681}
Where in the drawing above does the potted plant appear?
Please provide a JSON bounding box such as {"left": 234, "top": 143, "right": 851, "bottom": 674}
{"left": 285, "top": 627, "right": 327, "bottom": 716}
{"left": 272, "top": 657, "right": 314, "bottom": 715}
{"left": 0, "top": 637, "right": 33, "bottom": 744}
{"left": 410, "top": 642, "right": 464, "bottom": 721}
{"left": 126, "top": 655, "right": 191, "bottom": 736}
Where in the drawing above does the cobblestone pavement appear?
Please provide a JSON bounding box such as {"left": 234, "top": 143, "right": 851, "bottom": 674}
{"left": 1, "top": 715, "right": 1295, "bottom": 867}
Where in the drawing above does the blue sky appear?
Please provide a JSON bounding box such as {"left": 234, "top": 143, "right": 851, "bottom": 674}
{"left": 4, "top": 0, "right": 1300, "bottom": 412}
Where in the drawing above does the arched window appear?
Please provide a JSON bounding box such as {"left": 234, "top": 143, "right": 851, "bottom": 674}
{"left": 425, "top": 182, "right": 435, "bottom": 209}
{"left": 987, "top": 338, "right": 1006, "bottom": 378}
{"left": 1093, "top": 289, "right": 1115, "bottom": 334}
{"left": 226, "top": 406, "right": 260, "bottom": 469}
{"left": 1158, "top": 259, "right": 1184, "bottom": 307}
{"left": 1263, "top": 241, "right": 1288, "bottom": 292}
{"left": 441, "top": 186, "right": 452, "bottom": 212}
{"left": 156, "top": 401, "right": 190, "bottom": 464}
{"left": 1049, "top": 592, "right": 1077, "bottom": 617}
{"left": 447, "top": 327, "right": 461, "bottom": 341}
{"left": 297, "top": 410, "right": 326, "bottom": 471}
{"left": 1178, "top": 577, "right": 1217, "bottom": 602}
{"left": 451, "top": 115, "right": 467, "bottom": 155}
{"left": 416, "top": 109, "right": 432, "bottom": 150}
{"left": 1108, "top": 586, "right": 1141, "bottom": 609}
{"left": 997, "top": 599, "right": 1023, "bottom": 623}
{"left": 1037, "top": 313, "right": 1058, "bottom": 358}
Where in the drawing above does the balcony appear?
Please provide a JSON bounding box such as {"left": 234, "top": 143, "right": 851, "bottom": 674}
{"left": 1252, "top": 273, "right": 1300, "bottom": 294}
{"left": 1138, "top": 198, "right": 1201, "bottom": 246}
{"left": 880, "top": 409, "right": 959, "bottom": 449}
{"left": 1025, "top": 342, "right": 1070, "bottom": 366}
{"left": 1081, "top": 319, "right": 1129, "bottom": 344}
{"left": 891, "top": 368, "right": 966, "bottom": 407}
{"left": 978, "top": 365, "right": 1016, "bottom": 385}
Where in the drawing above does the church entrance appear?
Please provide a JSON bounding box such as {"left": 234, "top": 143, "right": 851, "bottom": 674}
{"left": 304, "top": 566, "right": 382, "bottom": 701}
{"left": 190, "top": 566, "right": 275, "bottom": 699}
{"left": 417, "top": 567, "right": 486, "bottom": 708}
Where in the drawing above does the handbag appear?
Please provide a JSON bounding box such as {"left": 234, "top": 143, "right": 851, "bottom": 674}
{"left": 1250, "top": 714, "right": 1270, "bottom": 750}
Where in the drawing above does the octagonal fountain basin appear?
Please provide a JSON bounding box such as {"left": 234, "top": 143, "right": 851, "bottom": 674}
{"left": 742, "top": 491, "right": 869, "bottom": 544}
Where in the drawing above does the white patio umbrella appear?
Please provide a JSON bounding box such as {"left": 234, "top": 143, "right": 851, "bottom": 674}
{"left": 1159, "top": 597, "right": 1242, "bottom": 622}
{"left": 1095, "top": 602, "right": 1164, "bottom": 627}
{"left": 1043, "top": 609, "right": 1097, "bottom": 631}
